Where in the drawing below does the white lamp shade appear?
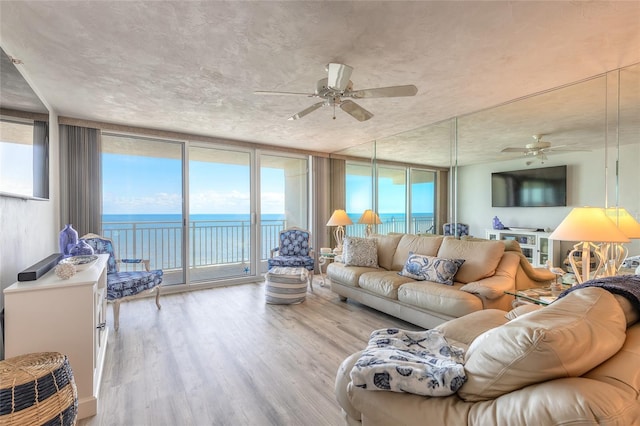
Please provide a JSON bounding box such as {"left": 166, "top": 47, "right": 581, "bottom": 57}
{"left": 326, "top": 209, "right": 353, "bottom": 226}
{"left": 549, "top": 207, "right": 630, "bottom": 243}
{"left": 604, "top": 207, "right": 640, "bottom": 239}
{"left": 357, "top": 209, "right": 382, "bottom": 225}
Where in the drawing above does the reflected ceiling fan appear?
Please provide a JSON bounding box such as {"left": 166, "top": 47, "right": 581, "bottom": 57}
{"left": 501, "top": 134, "right": 588, "bottom": 165}
{"left": 255, "top": 63, "right": 418, "bottom": 121}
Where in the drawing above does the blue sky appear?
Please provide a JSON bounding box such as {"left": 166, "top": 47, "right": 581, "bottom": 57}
{"left": 102, "top": 154, "right": 284, "bottom": 214}
{"left": 0, "top": 142, "right": 33, "bottom": 196}
{"left": 346, "top": 174, "right": 434, "bottom": 216}
{"left": 102, "top": 153, "right": 434, "bottom": 216}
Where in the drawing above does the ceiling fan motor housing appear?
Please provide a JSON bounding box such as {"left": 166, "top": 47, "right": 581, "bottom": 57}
{"left": 526, "top": 141, "right": 551, "bottom": 151}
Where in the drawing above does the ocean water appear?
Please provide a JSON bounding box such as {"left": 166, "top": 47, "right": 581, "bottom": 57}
{"left": 101, "top": 213, "right": 434, "bottom": 270}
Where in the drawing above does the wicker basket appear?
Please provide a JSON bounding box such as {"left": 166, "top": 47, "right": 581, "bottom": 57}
{"left": 0, "top": 352, "right": 78, "bottom": 426}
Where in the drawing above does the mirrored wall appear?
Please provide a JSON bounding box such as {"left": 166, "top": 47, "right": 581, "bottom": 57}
{"left": 332, "top": 62, "right": 640, "bottom": 256}
{"left": 0, "top": 47, "right": 50, "bottom": 200}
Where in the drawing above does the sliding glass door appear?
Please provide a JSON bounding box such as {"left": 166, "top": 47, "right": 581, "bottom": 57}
{"left": 259, "top": 153, "right": 309, "bottom": 273}
{"left": 410, "top": 169, "right": 437, "bottom": 234}
{"left": 101, "top": 134, "right": 185, "bottom": 285}
{"left": 189, "top": 145, "right": 253, "bottom": 282}
{"left": 378, "top": 166, "right": 407, "bottom": 234}
{"left": 101, "top": 136, "right": 311, "bottom": 285}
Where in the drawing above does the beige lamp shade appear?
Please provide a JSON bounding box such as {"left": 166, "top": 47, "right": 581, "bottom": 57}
{"left": 604, "top": 207, "right": 640, "bottom": 239}
{"left": 549, "top": 207, "right": 630, "bottom": 243}
{"left": 326, "top": 209, "right": 353, "bottom": 226}
{"left": 357, "top": 209, "right": 382, "bottom": 225}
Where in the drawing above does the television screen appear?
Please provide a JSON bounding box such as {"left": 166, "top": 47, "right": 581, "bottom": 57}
{"left": 491, "top": 165, "right": 567, "bottom": 207}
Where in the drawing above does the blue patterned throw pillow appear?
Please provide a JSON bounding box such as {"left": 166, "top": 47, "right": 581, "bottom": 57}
{"left": 399, "top": 253, "right": 465, "bottom": 285}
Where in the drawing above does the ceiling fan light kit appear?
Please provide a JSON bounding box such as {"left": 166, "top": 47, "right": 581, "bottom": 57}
{"left": 501, "top": 134, "right": 589, "bottom": 165}
{"left": 256, "top": 63, "right": 417, "bottom": 121}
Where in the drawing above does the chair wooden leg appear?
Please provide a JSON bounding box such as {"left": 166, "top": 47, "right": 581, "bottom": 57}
{"left": 155, "top": 286, "right": 161, "bottom": 310}
{"left": 308, "top": 272, "right": 314, "bottom": 292}
{"left": 112, "top": 301, "right": 121, "bottom": 332}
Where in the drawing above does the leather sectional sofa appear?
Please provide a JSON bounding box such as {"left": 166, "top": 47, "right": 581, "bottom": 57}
{"left": 335, "top": 286, "right": 640, "bottom": 425}
{"left": 326, "top": 233, "right": 554, "bottom": 329}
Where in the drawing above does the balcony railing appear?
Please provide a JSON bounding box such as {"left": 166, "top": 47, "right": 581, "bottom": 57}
{"left": 102, "top": 219, "right": 285, "bottom": 271}
{"left": 101, "top": 216, "right": 434, "bottom": 272}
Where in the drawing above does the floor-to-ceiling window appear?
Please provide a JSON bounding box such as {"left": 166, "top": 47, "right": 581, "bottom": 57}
{"left": 377, "top": 166, "right": 407, "bottom": 234}
{"left": 189, "top": 145, "right": 254, "bottom": 282}
{"left": 410, "top": 169, "right": 437, "bottom": 234}
{"left": 259, "top": 153, "right": 309, "bottom": 273}
{"left": 345, "top": 161, "right": 438, "bottom": 236}
{"left": 101, "top": 134, "right": 311, "bottom": 285}
{"left": 101, "top": 134, "right": 185, "bottom": 285}
{"left": 345, "top": 162, "right": 373, "bottom": 236}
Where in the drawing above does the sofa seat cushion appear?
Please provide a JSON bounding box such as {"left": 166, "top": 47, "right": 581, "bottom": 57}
{"left": 436, "top": 237, "right": 505, "bottom": 284}
{"left": 458, "top": 287, "right": 627, "bottom": 402}
{"left": 391, "top": 235, "right": 444, "bottom": 271}
{"left": 398, "top": 281, "right": 484, "bottom": 317}
{"left": 358, "top": 271, "right": 416, "bottom": 299}
{"left": 327, "top": 262, "right": 378, "bottom": 287}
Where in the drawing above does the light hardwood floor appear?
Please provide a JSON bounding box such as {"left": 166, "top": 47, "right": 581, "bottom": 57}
{"left": 80, "top": 278, "right": 419, "bottom": 426}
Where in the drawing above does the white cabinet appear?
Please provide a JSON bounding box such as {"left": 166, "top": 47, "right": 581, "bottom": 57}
{"left": 485, "top": 229, "right": 560, "bottom": 267}
{"left": 4, "top": 254, "right": 109, "bottom": 420}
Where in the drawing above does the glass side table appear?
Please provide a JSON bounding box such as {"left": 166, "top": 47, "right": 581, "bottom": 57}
{"left": 318, "top": 252, "right": 336, "bottom": 287}
{"left": 504, "top": 284, "right": 570, "bottom": 306}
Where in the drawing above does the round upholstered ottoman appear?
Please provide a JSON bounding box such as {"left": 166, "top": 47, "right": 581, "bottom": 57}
{"left": 265, "top": 266, "right": 310, "bottom": 304}
{"left": 0, "top": 352, "right": 78, "bottom": 426}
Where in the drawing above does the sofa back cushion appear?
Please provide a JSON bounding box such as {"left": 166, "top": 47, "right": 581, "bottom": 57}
{"left": 436, "top": 237, "right": 504, "bottom": 284}
{"left": 458, "top": 287, "right": 627, "bottom": 402}
{"left": 369, "top": 234, "right": 403, "bottom": 270}
{"left": 391, "top": 235, "right": 444, "bottom": 271}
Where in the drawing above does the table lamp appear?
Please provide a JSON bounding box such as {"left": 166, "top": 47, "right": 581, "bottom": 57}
{"left": 603, "top": 207, "right": 640, "bottom": 275}
{"left": 326, "top": 209, "right": 353, "bottom": 252}
{"left": 358, "top": 209, "right": 382, "bottom": 237}
{"left": 549, "top": 207, "right": 629, "bottom": 284}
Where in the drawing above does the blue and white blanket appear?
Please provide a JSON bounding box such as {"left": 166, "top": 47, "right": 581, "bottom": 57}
{"left": 558, "top": 274, "right": 640, "bottom": 312}
{"left": 350, "top": 328, "right": 466, "bottom": 397}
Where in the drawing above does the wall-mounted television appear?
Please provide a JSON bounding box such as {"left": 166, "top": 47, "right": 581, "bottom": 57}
{"left": 491, "top": 165, "right": 567, "bottom": 207}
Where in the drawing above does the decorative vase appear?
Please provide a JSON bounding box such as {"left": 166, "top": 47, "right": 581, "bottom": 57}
{"left": 492, "top": 216, "right": 504, "bottom": 230}
{"left": 69, "top": 240, "right": 94, "bottom": 257}
{"left": 59, "top": 224, "right": 78, "bottom": 257}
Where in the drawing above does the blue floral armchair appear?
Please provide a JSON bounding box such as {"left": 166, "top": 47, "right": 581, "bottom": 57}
{"left": 81, "top": 233, "right": 163, "bottom": 331}
{"left": 268, "top": 227, "right": 315, "bottom": 275}
{"left": 443, "top": 223, "right": 470, "bottom": 237}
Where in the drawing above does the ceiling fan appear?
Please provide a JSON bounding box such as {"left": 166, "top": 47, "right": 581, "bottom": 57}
{"left": 255, "top": 63, "right": 418, "bottom": 122}
{"left": 501, "top": 135, "right": 588, "bottom": 165}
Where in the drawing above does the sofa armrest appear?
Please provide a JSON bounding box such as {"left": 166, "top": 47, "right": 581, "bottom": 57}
{"left": 459, "top": 274, "right": 513, "bottom": 300}
{"left": 518, "top": 256, "right": 555, "bottom": 281}
{"left": 336, "top": 351, "right": 364, "bottom": 424}
{"left": 435, "top": 309, "right": 509, "bottom": 348}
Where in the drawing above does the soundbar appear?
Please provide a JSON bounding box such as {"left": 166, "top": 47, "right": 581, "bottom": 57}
{"left": 17, "top": 253, "right": 63, "bottom": 281}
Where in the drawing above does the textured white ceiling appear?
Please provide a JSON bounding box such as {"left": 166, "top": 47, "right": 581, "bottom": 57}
{"left": 1, "top": 1, "right": 639, "bottom": 166}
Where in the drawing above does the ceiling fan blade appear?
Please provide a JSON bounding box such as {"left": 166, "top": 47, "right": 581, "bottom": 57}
{"left": 288, "top": 102, "right": 324, "bottom": 121}
{"left": 501, "top": 147, "right": 530, "bottom": 153}
{"left": 348, "top": 84, "right": 418, "bottom": 99}
{"left": 340, "top": 100, "right": 373, "bottom": 122}
{"left": 255, "top": 90, "right": 314, "bottom": 97}
{"left": 327, "top": 63, "right": 353, "bottom": 92}
{"left": 546, "top": 147, "right": 591, "bottom": 152}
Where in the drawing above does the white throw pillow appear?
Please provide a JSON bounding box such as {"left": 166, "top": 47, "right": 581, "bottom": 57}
{"left": 342, "top": 237, "right": 378, "bottom": 268}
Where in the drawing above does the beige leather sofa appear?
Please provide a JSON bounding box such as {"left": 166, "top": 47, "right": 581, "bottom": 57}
{"left": 336, "top": 287, "right": 640, "bottom": 425}
{"left": 327, "top": 234, "right": 554, "bottom": 329}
